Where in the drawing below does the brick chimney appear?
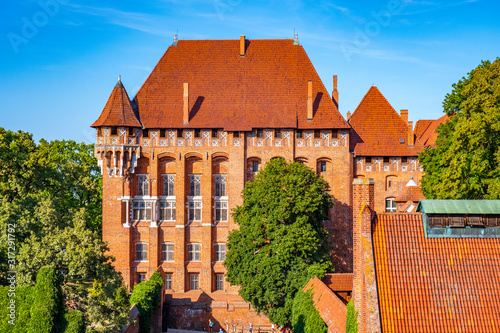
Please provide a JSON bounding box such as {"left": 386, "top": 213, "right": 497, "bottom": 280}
{"left": 332, "top": 75, "right": 339, "bottom": 109}
{"left": 240, "top": 35, "right": 245, "bottom": 57}
{"left": 352, "top": 178, "right": 381, "bottom": 333}
{"left": 307, "top": 80, "right": 313, "bottom": 120}
{"left": 408, "top": 121, "right": 414, "bottom": 147}
{"left": 183, "top": 82, "right": 189, "bottom": 125}
{"left": 400, "top": 109, "right": 408, "bottom": 124}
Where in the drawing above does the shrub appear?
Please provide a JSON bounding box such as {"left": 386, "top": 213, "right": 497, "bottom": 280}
{"left": 130, "top": 271, "right": 163, "bottom": 333}
{"left": 28, "top": 265, "right": 63, "bottom": 333}
{"left": 61, "top": 309, "right": 85, "bottom": 333}
{"left": 291, "top": 289, "right": 327, "bottom": 333}
{"left": 0, "top": 285, "right": 34, "bottom": 332}
{"left": 346, "top": 300, "right": 359, "bottom": 333}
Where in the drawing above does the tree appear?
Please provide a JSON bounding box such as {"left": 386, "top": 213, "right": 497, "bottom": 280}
{"left": 419, "top": 58, "right": 500, "bottom": 199}
{"left": 291, "top": 289, "right": 327, "bottom": 333}
{"left": 345, "top": 300, "right": 358, "bottom": 333}
{"left": 225, "top": 158, "right": 333, "bottom": 326}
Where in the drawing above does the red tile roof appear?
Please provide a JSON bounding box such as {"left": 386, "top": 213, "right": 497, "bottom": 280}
{"left": 91, "top": 79, "right": 142, "bottom": 128}
{"left": 323, "top": 273, "right": 352, "bottom": 292}
{"left": 349, "top": 86, "right": 423, "bottom": 156}
{"left": 132, "top": 39, "right": 349, "bottom": 131}
{"left": 417, "top": 114, "right": 449, "bottom": 147}
{"left": 373, "top": 213, "right": 500, "bottom": 332}
{"left": 394, "top": 186, "right": 425, "bottom": 202}
{"left": 304, "top": 277, "right": 347, "bottom": 333}
{"left": 414, "top": 119, "right": 433, "bottom": 140}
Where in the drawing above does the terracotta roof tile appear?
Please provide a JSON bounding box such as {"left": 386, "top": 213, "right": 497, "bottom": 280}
{"left": 417, "top": 114, "right": 449, "bottom": 147}
{"left": 394, "top": 186, "right": 425, "bottom": 202}
{"left": 373, "top": 213, "right": 500, "bottom": 332}
{"left": 349, "top": 86, "right": 423, "bottom": 156}
{"left": 414, "top": 119, "right": 433, "bottom": 140}
{"left": 91, "top": 79, "right": 142, "bottom": 128}
{"left": 132, "top": 39, "right": 349, "bottom": 131}
{"left": 323, "top": 273, "right": 352, "bottom": 292}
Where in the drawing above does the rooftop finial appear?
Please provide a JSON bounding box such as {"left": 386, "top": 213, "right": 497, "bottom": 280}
{"left": 173, "top": 33, "right": 178, "bottom": 46}
{"left": 293, "top": 32, "right": 299, "bottom": 45}
{"left": 118, "top": 75, "right": 121, "bottom": 82}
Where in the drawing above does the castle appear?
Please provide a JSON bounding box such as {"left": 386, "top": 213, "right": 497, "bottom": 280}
{"left": 91, "top": 35, "right": 442, "bottom": 330}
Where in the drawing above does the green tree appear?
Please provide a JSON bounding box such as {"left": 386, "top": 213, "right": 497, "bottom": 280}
{"left": 291, "top": 289, "right": 327, "bottom": 333}
{"left": 346, "top": 300, "right": 358, "bottom": 333}
{"left": 419, "top": 58, "right": 500, "bottom": 199}
{"left": 225, "top": 158, "right": 333, "bottom": 326}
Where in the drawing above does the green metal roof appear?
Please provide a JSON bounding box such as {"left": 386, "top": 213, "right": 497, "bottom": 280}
{"left": 417, "top": 200, "right": 500, "bottom": 215}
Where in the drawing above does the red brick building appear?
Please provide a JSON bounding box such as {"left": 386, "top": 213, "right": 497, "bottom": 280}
{"left": 91, "top": 35, "right": 445, "bottom": 330}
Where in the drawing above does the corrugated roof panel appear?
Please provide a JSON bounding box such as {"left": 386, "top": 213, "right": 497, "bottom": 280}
{"left": 417, "top": 200, "right": 500, "bottom": 214}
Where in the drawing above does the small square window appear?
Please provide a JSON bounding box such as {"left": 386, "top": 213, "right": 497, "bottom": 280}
{"left": 383, "top": 156, "right": 390, "bottom": 163}
{"left": 331, "top": 130, "right": 338, "bottom": 139}
{"left": 385, "top": 198, "right": 397, "bottom": 213}
{"left": 233, "top": 131, "right": 240, "bottom": 138}
{"left": 195, "top": 129, "right": 201, "bottom": 138}
{"left": 177, "top": 129, "right": 183, "bottom": 138}
{"left": 162, "top": 243, "right": 174, "bottom": 261}
{"left": 314, "top": 130, "right": 321, "bottom": 139}
{"left": 143, "top": 129, "right": 149, "bottom": 137}
{"left": 128, "top": 127, "right": 134, "bottom": 136}
{"left": 400, "top": 138, "right": 405, "bottom": 144}
{"left": 138, "top": 273, "right": 147, "bottom": 283}
{"left": 257, "top": 129, "right": 264, "bottom": 138}
{"left": 160, "top": 129, "right": 166, "bottom": 138}
{"left": 275, "top": 129, "right": 281, "bottom": 138}
{"left": 111, "top": 127, "right": 118, "bottom": 135}
{"left": 296, "top": 130, "right": 302, "bottom": 138}
{"left": 212, "top": 129, "right": 218, "bottom": 138}
{"left": 365, "top": 157, "right": 372, "bottom": 163}
{"left": 401, "top": 157, "right": 408, "bottom": 163}
{"left": 188, "top": 243, "right": 201, "bottom": 261}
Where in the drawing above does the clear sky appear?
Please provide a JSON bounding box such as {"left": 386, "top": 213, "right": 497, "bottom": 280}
{"left": 1, "top": 0, "right": 499, "bottom": 143}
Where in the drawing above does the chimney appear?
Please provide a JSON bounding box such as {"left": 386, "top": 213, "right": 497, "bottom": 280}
{"left": 408, "top": 121, "right": 414, "bottom": 147}
{"left": 307, "top": 80, "right": 313, "bottom": 120}
{"left": 347, "top": 111, "right": 351, "bottom": 121}
{"left": 400, "top": 109, "right": 408, "bottom": 124}
{"left": 332, "top": 75, "right": 339, "bottom": 108}
{"left": 240, "top": 35, "right": 245, "bottom": 57}
{"left": 183, "top": 82, "right": 189, "bottom": 125}
{"left": 352, "top": 178, "right": 381, "bottom": 333}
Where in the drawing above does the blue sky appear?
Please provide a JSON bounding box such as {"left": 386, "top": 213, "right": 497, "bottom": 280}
{"left": 1, "top": 0, "right": 499, "bottom": 143}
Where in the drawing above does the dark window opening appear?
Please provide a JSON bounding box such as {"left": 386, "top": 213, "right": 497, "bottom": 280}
{"left": 195, "top": 129, "right": 201, "bottom": 138}
{"left": 128, "top": 127, "right": 134, "bottom": 136}
{"left": 97, "top": 128, "right": 102, "bottom": 136}
{"left": 296, "top": 130, "right": 302, "bottom": 138}
{"left": 275, "top": 129, "right": 281, "bottom": 138}
{"left": 314, "top": 130, "right": 321, "bottom": 139}
{"left": 111, "top": 127, "right": 117, "bottom": 135}
{"left": 331, "top": 130, "right": 338, "bottom": 139}
{"left": 233, "top": 131, "right": 240, "bottom": 138}
{"left": 257, "top": 129, "right": 264, "bottom": 138}
{"left": 400, "top": 138, "right": 405, "bottom": 144}
{"left": 383, "top": 156, "right": 390, "bottom": 163}
{"left": 177, "top": 129, "right": 183, "bottom": 138}
{"left": 160, "top": 129, "right": 166, "bottom": 138}
{"left": 401, "top": 157, "right": 408, "bottom": 163}
{"left": 252, "top": 161, "right": 259, "bottom": 172}
{"left": 212, "top": 129, "right": 218, "bottom": 138}
{"left": 143, "top": 129, "right": 149, "bottom": 137}
{"left": 365, "top": 157, "right": 372, "bottom": 163}
{"left": 320, "top": 161, "right": 327, "bottom": 172}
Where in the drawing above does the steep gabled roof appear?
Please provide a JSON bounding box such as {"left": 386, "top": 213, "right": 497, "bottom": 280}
{"left": 414, "top": 119, "right": 433, "bottom": 139}
{"left": 373, "top": 213, "right": 500, "bottom": 332}
{"left": 91, "top": 79, "right": 142, "bottom": 128}
{"left": 132, "top": 38, "right": 349, "bottom": 131}
{"left": 417, "top": 114, "right": 449, "bottom": 147}
{"left": 349, "top": 86, "right": 422, "bottom": 156}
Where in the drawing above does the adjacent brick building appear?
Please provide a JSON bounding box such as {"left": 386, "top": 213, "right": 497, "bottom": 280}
{"left": 91, "top": 35, "right": 444, "bottom": 330}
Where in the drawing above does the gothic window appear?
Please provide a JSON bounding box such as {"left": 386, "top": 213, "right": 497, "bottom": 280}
{"left": 138, "top": 175, "right": 149, "bottom": 196}
{"left": 189, "top": 174, "right": 201, "bottom": 196}
{"left": 162, "top": 243, "right": 174, "bottom": 261}
{"left": 136, "top": 243, "right": 148, "bottom": 261}
{"left": 215, "top": 244, "right": 226, "bottom": 262}
{"left": 188, "top": 243, "right": 201, "bottom": 261}
{"left": 163, "top": 174, "right": 175, "bottom": 197}
{"left": 214, "top": 174, "right": 227, "bottom": 197}
{"left": 159, "top": 201, "right": 176, "bottom": 221}
{"left": 132, "top": 201, "right": 152, "bottom": 221}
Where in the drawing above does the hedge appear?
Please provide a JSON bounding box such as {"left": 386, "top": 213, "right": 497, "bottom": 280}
{"left": 28, "top": 265, "right": 63, "bottom": 333}
{"left": 61, "top": 309, "right": 85, "bottom": 333}
{"left": 130, "top": 271, "right": 163, "bottom": 333}
{"left": 0, "top": 285, "right": 34, "bottom": 333}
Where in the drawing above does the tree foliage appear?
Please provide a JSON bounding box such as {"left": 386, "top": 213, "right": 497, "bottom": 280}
{"left": 346, "top": 300, "right": 358, "bottom": 333}
{"left": 419, "top": 58, "right": 500, "bottom": 199}
{"left": 291, "top": 289, "right": 327, "bottom": 333}
{"left": 130, "top": 271, "right": 164, "bottom": 333}
{"left": 225, "top": 158, "right": 333, "bottom": 326}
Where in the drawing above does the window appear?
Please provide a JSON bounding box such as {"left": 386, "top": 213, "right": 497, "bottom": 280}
{"left": 385, "top": 198, "right": 396, "bottom": 213}
{"left": 143, "top": 129, "right": 149, "bottom": 137}
{"left": 320, "top": 161, "right": 327, "bottom": 172}
{"left": 138, "top": 175, "right": 149, "bottom": 196}
{"left": 314, "top": 130, "right": 320, "bottom": 139}
{"left": 190, "top": 274, "right": 199, "bottom": 290}
{"left": 132, "top": 201, "right": 152, "bottom": 221}
{"left": 257, "top": 129, "right": 264, "bottom": 138}
{"left": 401, "top": 157, "right": 408, "bottom": 163}
{"left": 138, "top": 273, "right": 147, "bottom": 283}
{"left": 331, "top": 130, "right": 338, "bottom": 139}
{"left": 177, "top": 129, "right": 183, "bottom": 138}
{"left": 159, "top": 200, "right": 176, "bottom": 221}
{"left": 252, "top": 161, "right": 259, "bottom": 173}
{"left": 275, "top": 129, "right": 281, "bottom": 138}
{"left": 212, "top": 129, "right": 218, "bottom": 138}
{"left": 162, "top": 243, "right": 174, "bottom": 261}
{"left": 163, "top": 174, "right": 175, "bottom": 197}
{"left": 136, "top": 243, "right": 148, "bottom": 261}
{"left": 189, "top": 174, "right": 201, "bottom": 196}
{"left": 160, "top": 129, "right": 166, "bottom": 138}
{"left": 296, "top": 130, "right": 302, "bottom": 138}
{"left": 365, "top": 157, "right": 372, "bottom": 163}
{"left": 215, "top": 244, "right": 226, "bottom": 262}
{"left": 165, "top": 274, "right": 173, "bottom": 290}
{"left": 195, "top": 129, "right": 201, "bottom": 138}
{"left": 188, "top": 201, "right": 202, "bottom": 221}
{"left": 233, "top": 131, "right": 240, "bottom": 138}
{"left": 111, "top": 126, "right": 117, "bottom": 135}
{"left": 188, "top": 244, "right": 201, "bottom": 261}
{"left": 215, "top": 201, "right": 228, "bottom": 222}
{"left": 399, "top": 138, "right": 405, "bottom": 144}
{"left": 383, "top": 156, "right": 390, "bottom": 163}
{"left": 215, "top": 274, "right": 224, "bottom": 291}
{"left": 214, "top": 174, "right": 227, "bottom": 197}
{"left": 128, "top": 127, "right": 134, "bottom": 136}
